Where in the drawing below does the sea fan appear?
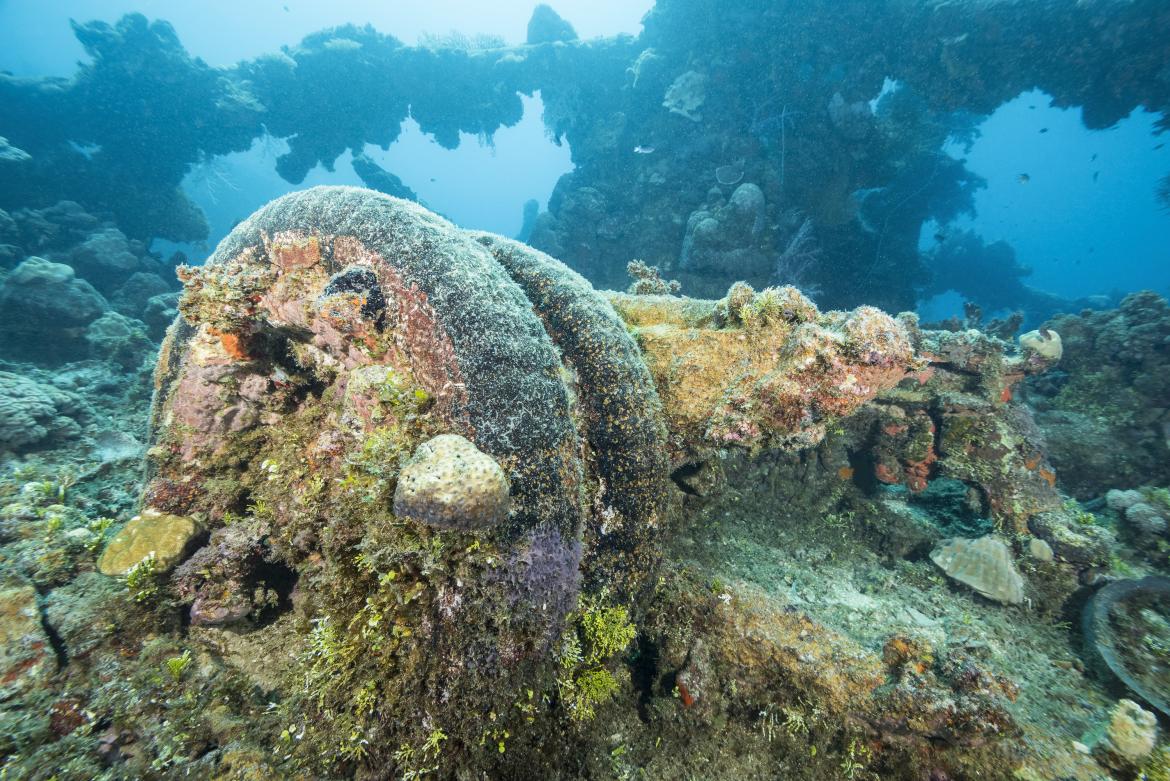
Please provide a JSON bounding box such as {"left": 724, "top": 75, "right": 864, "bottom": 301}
{"left": 773, "top": 215, "right": 822, "bottom": 295}
{"left": 184, "top": 153, "right": 239, "bottom": 206}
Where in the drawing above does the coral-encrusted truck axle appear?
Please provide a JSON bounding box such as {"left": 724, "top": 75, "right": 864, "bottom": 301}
{"left": 136, "top": 186, "right": 1061, "bottom": 766}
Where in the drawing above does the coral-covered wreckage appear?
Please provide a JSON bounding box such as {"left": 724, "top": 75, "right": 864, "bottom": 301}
{"left": 40, "top": 184, "right": 1104, "bottom": 779}
{"left": 2, "top": 0, "right": 1170, "bottom": 779}
{"left": 3, "top": 203, "right": 1170, "bottom": 781}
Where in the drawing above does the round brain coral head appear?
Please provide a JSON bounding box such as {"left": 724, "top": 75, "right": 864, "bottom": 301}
{"left": 393, "top": 433, "right": 511, "bottom": 530}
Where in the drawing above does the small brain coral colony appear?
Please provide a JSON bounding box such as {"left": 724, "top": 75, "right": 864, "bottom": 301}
{"left": 120, "top": 186, "right": 1090, "bottom": 778}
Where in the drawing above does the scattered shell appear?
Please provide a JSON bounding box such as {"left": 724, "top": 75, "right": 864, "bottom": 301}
{"left": 930, "top": 535, "right": 1025, "bottom": 605}
{"left": 1019, "top": 328, "right": 1062, "bottom": 361}
{"left": 715, "top": 161, "right": 744, "bottom": 186}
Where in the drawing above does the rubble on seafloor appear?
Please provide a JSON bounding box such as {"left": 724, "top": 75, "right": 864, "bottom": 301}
{"left": 1, "top": 186, "right": 1169, "bottom": 779}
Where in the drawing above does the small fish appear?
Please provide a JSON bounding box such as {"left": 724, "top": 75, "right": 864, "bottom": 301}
{"left": 1156, "top": 143, "right": 1166, "bottom": 151}
{"left": 429, "top": 177, "right": 436, "bottom": 182}
{"left": 1092, "top": 171, "right": 1099, "bottom": 182}
{"left": 1091, "top": 153, "right": 1098, "bottom": 161}
{"left": 1039, "top": 328, "right": 1053, "bottom": 339}
{"left": 1039, "top": 127, "right": 1049, "bottom": 134}
{"left": 633, "top": 145, "right": 656, "bottom": 154}
{"left": 283, "top": 4, "right": 289, "bottom": 10}
{"left": 1017, "top": 173, "right": 1031, "bottom": 184}
{"left": 1028, "top": 105, "right": 1036, "bottom": 110}
{"left": 933, "top": 232, "right": 947, "bottom": 243}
